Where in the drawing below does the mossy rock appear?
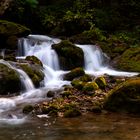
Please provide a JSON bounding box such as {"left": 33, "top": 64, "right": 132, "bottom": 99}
{"left": 0, "top": 20, "right": 31, "bottom": 37}
{"left": 19, "top": 63, "right": 44, "bottom": 88}
{"left": 69, "top": 28, "right": 106, "bottom": 44}
{"left": 60, "top": 91, "right": 72, "bottom": 98}
{"left": 64, "top": 67, "right": 85, "bottom": 81}
{"left": 71, "top": 79, "right": 85, "bottom": 90}
{"left": 79, "top": 74, "right": 92, "bottom": 82}
{"left": 25, "top": 56, "right": 43, "bottom": 67}
{"left": 104, "top": 78, "right": 140, "bottom": 113}
{"left": 64, "top": 108, "right": 81, "bottom": 118}
{"left": 95, "top": 76, "right": 107, "bottom": 89}
{"left": 41, "top": 105, "right": 58, "bottom": 116}
{"left": 116, "top": 47, "right": 140, "bottom": 72}
{"left": 23, "top": 105, "right": 34, "bottom": 114}
{"left": 52, "top": 40, "right": 84, "bottom": 70}
{"left": 0, "top": 63, "right": 21, "bottom": 95}
{"left": 82, "top": 82, "right": 99, "bottom": 92}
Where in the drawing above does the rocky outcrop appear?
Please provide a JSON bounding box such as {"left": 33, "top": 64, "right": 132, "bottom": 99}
{"left": 104, "top": 78, "right": 140, "bottom": 113}
{"left": 0, "top": 20, "right": 31, "bottom": 50}
{"left": 52, "top": 40, "right": 84, "bottom": 70}
{"left": 0, "top": 63, "right": 21, "bottom": 95}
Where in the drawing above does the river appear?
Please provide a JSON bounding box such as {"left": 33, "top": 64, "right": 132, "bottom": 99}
{"left": 0, "top": 113, "right": 140, "bottom": 140}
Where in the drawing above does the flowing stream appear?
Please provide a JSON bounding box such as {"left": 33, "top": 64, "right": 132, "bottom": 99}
{"left": 0, "top": 34, "right": 139, "bottom": 126}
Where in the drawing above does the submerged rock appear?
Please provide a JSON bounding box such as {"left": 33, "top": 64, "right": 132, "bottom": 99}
{"left": 52, "top": 40, "right": 84, "bottom": 70}
{"left": 104, "top": 78, "right": 140, "bottom": 113}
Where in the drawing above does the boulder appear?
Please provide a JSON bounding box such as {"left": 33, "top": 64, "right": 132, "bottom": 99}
{"left": 104, "top": 78, "right": 140, "bottom": 113}
{"left": 19, "top": 63, "right": 44, "bottom": 88}
{"left": 0, "top": 63, "right": 21, "bottom": 95}
{"left": 52, "top": 40, "right": 84, "bottom": 70}
{"left": 64, "top": 67, "right": 85, "bottom": 81}
{"left": 115, "top": 47, "right": 140, "bottom": 72}
{"left": 0, "top": 20, "right": 31, "bottom": 50}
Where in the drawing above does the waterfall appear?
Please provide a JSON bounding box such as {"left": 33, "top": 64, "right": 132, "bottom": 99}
{"left": 0, "top": 34, "right": 138, "bottom": 124}
{"left": 17, "top": 35, "right": 70, "bottom": 88}
{"left": 0, "top": 59, "right": 34, "bottom": 92}
{"left": 77, "top": 44, "right": 138, "bottom": 77}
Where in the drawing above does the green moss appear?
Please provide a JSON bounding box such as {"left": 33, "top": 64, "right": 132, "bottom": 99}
{"left": 116, "top": 47, "right": 140, "bottom": 72}
{"left": 0, "top": 63, "right": 21, "bottom": 95}
{"left": 95, "top": 76, "right": 107, "bottom": 89}
{"left": 104, "top": 78, "right": 140, "bottom": 113}
{"left": 69, "top": 28, "right": 106, "bottom": 44}
{"left": 19, "top": 63, "right": 44, "bottom": 87}
{"left": 64, "top": 67, "right": 85, "bottom": 81}
{"left": 25, "top": 56, "right": 43, "bottom": 67}
{"left": 0, "top": 20, "right": 31, "bottom": 37}
{"left": 64, "top": 108, "right": 81, "bottom": 118}
{"left": 23, "top": 105, "right": 34, "bottom": 114}
{"left": 79, "top": 74, "right": 92, "bottom": 82}
{"left": 41, "top": 105, "right": 58, "bottom": 116}
{"left": 52, "top": 40, "right": 84, "bottom": 70}
{"left": 60, "top": 91, "right": 72, "bottom": 98}
{"left": 71, "top": 79, "right": 85, "bottom": 90}
{"left": 82, "top": 82, "right": 99, "bottom": 92}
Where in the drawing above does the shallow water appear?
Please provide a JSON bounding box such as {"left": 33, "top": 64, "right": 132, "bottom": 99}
{"left": 0, "top": 113, "right": 140, "bottom": 140}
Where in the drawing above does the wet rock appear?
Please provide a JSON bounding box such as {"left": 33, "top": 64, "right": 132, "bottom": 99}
{"left": 25, "top": 56, "right": 43, "bottom": 67}
{"left": 104, "top": 78, "right": 140, "bottom": 113}
{"left": 47, "top": 91, "right": 55, "bottom": 98}
{"left": 23, "top": 105, "right": 34, "bottom": 114}
{"left": 0, "top": 63, "right": 21, "bottom": 95}
{"left": 71, "top": 79, "right": 85, "bottom": 90}
{"left": 115, "top": 47, "right": 140, "bottom": 72}
{"left": 64, "top": 108, "right": 81, "bottom": 118}
{"left": 19, "top": 63, "right": 44, "bottom": 88}
{"left": 64, "top": 67, "right": 85, "bottom": 81}
{"left": 52, "top": 40, "right": 84, "bottom": 70}
{"left": 95, "top": 76, "right": 107, "bottom": 89}
{"left": 83, "top": 82, "right": 99, "bottom": 92}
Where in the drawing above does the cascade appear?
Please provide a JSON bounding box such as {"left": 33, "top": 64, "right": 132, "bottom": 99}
{"left": 0, "top": 34, "right": 138, "bottom": 124}
{"left": 0, "top": 59, "right": 34, "bottom": 92}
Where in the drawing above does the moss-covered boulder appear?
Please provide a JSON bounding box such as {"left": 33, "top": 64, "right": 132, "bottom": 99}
{"left": 23, "top": 105, "right": 34, "bottom": 114}
{"left": 52, "top": 40, "right": 84, "bottom": 70}
{"left": 116, "top": 47, "right": 140, "bottom": 72}
{"left": 25, "top": 56, "right": 43, "bottom": 67}
{"left": 0, "top": 20, "right": 31, "bottom": 50}
{"left": 104, "top": 78, "right": 140, "bottom": 113}
{"left": 71, "top": 79, "right": 85, "bottom": 90}
{"left": 0, "top": 20, "right": 31, "bottom": 37}
{"left": 95, "top": 76, "right": 107, "bottom": 89}
{"left": 0, "top": 63, "right": 21, "bottom": 95}
{"left": 19, "top": 63, "right": 44, "bottom": 88}
{"left": 64, "top": 67, "right": 85, "bottom": 81}
{"left": 83, "top": 82, "right": 99, "bottom": 92}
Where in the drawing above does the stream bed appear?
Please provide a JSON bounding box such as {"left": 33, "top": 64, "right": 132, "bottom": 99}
{"left": 0, "top": 113, "right": 140, "bottom": 140}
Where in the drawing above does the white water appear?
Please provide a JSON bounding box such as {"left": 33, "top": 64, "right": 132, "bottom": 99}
{"left": 0, "top": 59, "right": 34, "bottom": 91}
{"left": 76, "top": 44, "right": 138, "bottom": 77}
{"left": 0, "top": 34, "right": 139, "bottom": 124}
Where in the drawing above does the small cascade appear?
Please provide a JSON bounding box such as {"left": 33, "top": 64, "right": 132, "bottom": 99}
{"left": 0, "top": 49, "right": 5, "bottom": 59}
{"left": 18, "top": 35, "right": 70, "bottom": 88}
{"left": 0, "top": 59, "right": 34, "bottom": 92}
{"left": 77, "top": 44, "right": 138, "bottom": 77}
